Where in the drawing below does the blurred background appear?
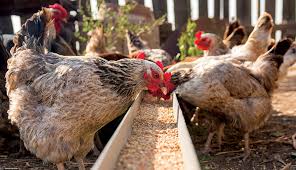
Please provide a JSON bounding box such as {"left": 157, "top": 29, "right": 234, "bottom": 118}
{"left": 0, "top": 0, "right": 295, "bottom": 56}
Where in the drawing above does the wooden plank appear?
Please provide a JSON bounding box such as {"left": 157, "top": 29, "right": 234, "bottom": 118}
{"left": 91, "top": 92, "right": 144, "bottom": 170}
{"left": 283, "top": 0, "right": 295, "bottom": 23}
{"left": 199, "top": 0, "right": 208, "bottom": 17}
{"left": 214, "top": 0, "right": 220, "bottom": 19}
{"left": 173, "top": 94, "right": 201, "bottom": 170}
{"left": 236, "top": 0, "right": 251, "bottom": 25}
{"left": 265, "top": 0, "right": 275, "bottom": 18}
{"left": 174, "top": 0, "right": 191, "bottom": 29}
{"left": 223, "top": 0, "right": 229, "bottom": 19}
{"left": 152, "top": 0, "right": 167, "bottom": 19}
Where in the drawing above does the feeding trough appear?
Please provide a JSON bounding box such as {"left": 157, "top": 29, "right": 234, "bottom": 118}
{"left": 91, "top": 92, "right": 200, "bottom": 170}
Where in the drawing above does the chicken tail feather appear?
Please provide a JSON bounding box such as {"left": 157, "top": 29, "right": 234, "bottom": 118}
{"left": 11, "top": 8, "right": 55, "bottom": 55}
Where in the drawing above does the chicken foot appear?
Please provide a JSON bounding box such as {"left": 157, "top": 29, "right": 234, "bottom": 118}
{"left": 75, "top": 157, "right": 86, "bottom": 170}
{"left": 92, "top": 133, "right": 104, "bottom": 156}
{"left": 56, "top": 163, "right": 65, "bottom": 170}
{"left": 229, "top": 132, "right": 251, "bottom": 161}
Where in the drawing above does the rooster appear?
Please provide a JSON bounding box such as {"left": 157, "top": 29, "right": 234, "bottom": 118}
{"left": 168, "top": 39, "right": 296, "bottom": 160}
{"left": 127, "top": 30, "right": 173, "bottom": 66}
{"left": 48, "top": 3, "right": 76, "bottom": 56}
{"left": 166, "top": 12, "right": 273, "bottom": 74}
{"left": 6, "top": 8, "right": 168, "bottom": 170}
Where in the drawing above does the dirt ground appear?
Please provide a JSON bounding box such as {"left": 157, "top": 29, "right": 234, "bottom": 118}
{"left": 189, "top": 65, "right": 296, "bottom": 170}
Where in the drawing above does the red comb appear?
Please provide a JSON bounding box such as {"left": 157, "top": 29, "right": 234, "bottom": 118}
{"left": 195, "top": 31, "right": 203, "bottom": 39}
{"left": 156, "top": 61, "right": 164, "bottom": 71}
{"left": 136, "top": 52, "right": 146, "bottom": 59}
{"left": 49, "top": 3, "right": 68, "bottom": 18}
{"left": 163, "top": 72, "right": 171, "bottom": 81}
{"left": 164, "top": 72, "right": 175, "bottom": 92}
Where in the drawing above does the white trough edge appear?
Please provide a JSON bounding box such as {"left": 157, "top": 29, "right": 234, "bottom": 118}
{"left": 173, "top": 93, "right": 201, "bottom": 170}
{"left": 91, "top": 92, "right": 144, "bottom": 170}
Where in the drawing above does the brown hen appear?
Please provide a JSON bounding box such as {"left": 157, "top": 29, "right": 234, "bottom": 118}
{"left": 170, "top": 39, "right": 296, "bottom": 160}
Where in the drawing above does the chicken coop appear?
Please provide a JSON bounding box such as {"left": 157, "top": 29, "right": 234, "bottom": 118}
{"left": 1, "top": 0, "right": 296, "bottom": 170}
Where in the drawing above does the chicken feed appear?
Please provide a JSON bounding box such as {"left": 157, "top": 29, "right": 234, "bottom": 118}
{"left": 116, "top": 99, "right": 183, "bottom": 169}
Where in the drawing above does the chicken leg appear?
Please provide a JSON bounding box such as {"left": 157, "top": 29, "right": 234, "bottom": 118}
{"left": 92, "top": 133, "right": 104, "bottom": 156}
{"left": 56, "top": 163, "right": 65, "bottom": 170}
{"left": 203, "top": 131, "right": 215, "bottom": 153}
{"left": 243, "top": 133, "right": 250, "bottom": 161}
{"left": 229, "top": 132, "right": 251, "bottom": 161}
{"left": 75, "top": 157, "right": 86, "bottom": 170}
{"left": 216, "top": 123, "right": 225, "bottom": 150}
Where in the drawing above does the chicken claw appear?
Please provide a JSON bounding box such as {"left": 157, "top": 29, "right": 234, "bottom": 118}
{"left": 56, "top": 163, "right": 65, "bottom": 170}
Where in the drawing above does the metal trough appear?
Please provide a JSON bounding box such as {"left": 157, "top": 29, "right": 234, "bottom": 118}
{"left": 91, "top": 92, "right": 200, "bottom": 170}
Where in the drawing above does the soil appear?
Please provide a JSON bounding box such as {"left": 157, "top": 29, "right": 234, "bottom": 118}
{"left": 188, "top": 65, "right": 296, "bottom": 170}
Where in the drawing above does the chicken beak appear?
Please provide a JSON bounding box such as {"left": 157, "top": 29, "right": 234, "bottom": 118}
{"left": 62, "top": 18, "right": 68, "bottom": 23}
{"left": 160, "top": 87, "right": 168, "bottom": 95}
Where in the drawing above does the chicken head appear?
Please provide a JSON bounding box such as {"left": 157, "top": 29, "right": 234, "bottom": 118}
{"left": 48, "top": 4, "right": 68, "bottom": 33}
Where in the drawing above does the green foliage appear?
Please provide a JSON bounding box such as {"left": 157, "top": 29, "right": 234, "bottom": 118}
{"left": 76, "top": 0, "right": 166, "bottom": 51}
{"left": 177, "top": 19, "right": 203, "bottom": 61}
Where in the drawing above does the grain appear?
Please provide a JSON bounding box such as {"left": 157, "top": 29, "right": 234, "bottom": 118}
{"left": 116, "top": 99, "right": 183, "bottom": 170}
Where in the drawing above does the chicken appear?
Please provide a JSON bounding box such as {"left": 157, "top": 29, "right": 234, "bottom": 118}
{"left": 191, "top": 21, "right": 246, "bottom": 57}
{"left": 6, "top": 8, "right": 167, "bottom": 170}
{"left": 194, "top": 31, "right": 230, "bottom": 56}
{"left": 127, "top": 30, "right": 173, "bottom": 66}
{"left": 85, "top": 27, "right": 108, "bottom": 56}
{"left": 223, "top": 26, "right": 246, "bottom": 49}
{"left": 85, "top": 27, "right": 128, "bottom": 61}
{"left": 48, "top": 3, "right": 76, "bottom": 56}
{"left": 168, "top": 39, "right": 296, "bottom": 160}
{"left": 167, "top": 12, "right": 273, "bottom": 74}
{"left": 229, "top": 12, "right": 273, "bottom": 62}
{"left": 223, "top": 19, "right": 241, "bottom": 40}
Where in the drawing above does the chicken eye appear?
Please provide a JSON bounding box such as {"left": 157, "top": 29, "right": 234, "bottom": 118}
{"left": 153, "top": 73, "right": 160, "bottom": 79}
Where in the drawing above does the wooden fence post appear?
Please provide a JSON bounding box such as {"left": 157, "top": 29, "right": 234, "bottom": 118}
{"left": 199, "top": 0, "right": 208, "bottom": 17}
{"left": 152, "top": 0, "right": 167, "bottom": 19}
{"left": 265, "top": 0, "right": 275, "bottom": 18}
{"left": 283, "top": 0, "right": 295, "bottom": 23}
{"left": 0, "top": 16, "right": 13, "bottom": 34}
{"left": 236, "top": 0, "right": 251, "bottom": 25}
{"left": 214, "top": 0, "right": 220, "bottom": 19}
{"left": 223, "top": 0, "right": 229, "bottom": 19}
{"left": 174, "top": 0, "right": 191, "bottom": 29}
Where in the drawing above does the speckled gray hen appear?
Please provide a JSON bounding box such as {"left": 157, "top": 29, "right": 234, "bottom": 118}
{"left": 6, "top": 8, "right": 166, "bottom": 170}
